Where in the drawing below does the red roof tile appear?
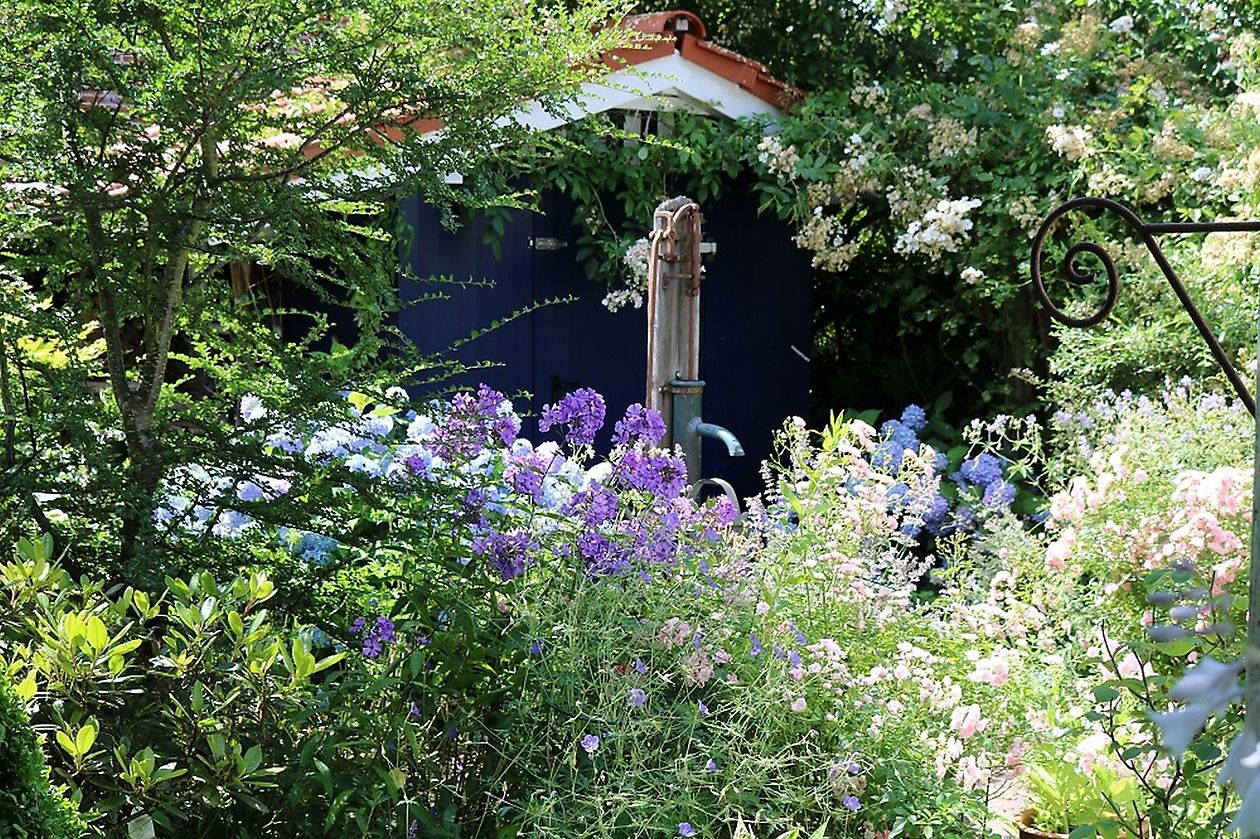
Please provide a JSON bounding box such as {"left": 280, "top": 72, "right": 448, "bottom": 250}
{"left": 610, "top": 10, "right": 803, "bottom": 111}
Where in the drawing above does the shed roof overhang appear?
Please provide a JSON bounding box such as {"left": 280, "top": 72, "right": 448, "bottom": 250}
{"left": 512, "top": 10, "right": 803, "bottom": 130}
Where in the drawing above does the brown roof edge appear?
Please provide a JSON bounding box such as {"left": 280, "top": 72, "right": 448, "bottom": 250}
{"left": 611, "top": 10, "right": 804, "bottom": 110}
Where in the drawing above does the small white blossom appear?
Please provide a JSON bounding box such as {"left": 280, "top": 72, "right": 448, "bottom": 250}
{"left": 240, "top": 394, "right": 268, "bottom": 423}
{"left": 1109, "top": 14, "right": 1134, "bottom": 35}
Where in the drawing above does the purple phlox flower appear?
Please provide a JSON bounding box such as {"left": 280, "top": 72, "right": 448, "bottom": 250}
{"left": 788, "top": 649, "right": 802, "bottom": 668}
{"left": 705, "top": 758, "right": 717, "bottom": 772}
{"left": 406, "top": 821, "right": 419, "bottom": 839}
{"left": 749, "top": 632, "right": 762, "bottom": 657}
{"left": 628, "top": 688, "right": 648, "bottom": 707}
{"left": 418, "top": 635, "right": 431, "bottom": 646}
{"left": 409, "top": 702, "right": 421, "bottom": 717}
{"left": 634, "top": 657, "right": 648, "bottom": 675}
{"left": 612, "top": 403, "right": 667, "bottom": 447}
{"left": 507, "top": 451, "right": 547, "bottom": 498}
{"left": 462, "top": 488, "right": 486, "bottom": 516}
{"left": 847, "top": 760, "right": 861, "bottom": 775}
{"left": 539, "top": 388, "right": 606, "bottom": 447}
{"left": 355, "top": 614, "right": 395, "bottom": 659}
{"left": 530, "top": 640, "right": 544, "bottom": 655}
{"left": 579, "top": 485, "right": 619, "bottom": 527}
{"left": 615, "top": 448, "right": 689, "bottom": 498}
{"left": 580, "top": 734, "right": 601, "bottom": 754}
{"left": 790, "top": 622, "right": 807, "bottom": 645}
{"left": 434, "top": 384, "right": 515, "bottom": 459}
{"left": 772, "top": 644, "right": 787, "bottom": 660}
{"left": 698, "top": 700, "right": 709, "bottom": 716}
{"left": 578, "top": 530, "right": 629, "bottom": 576}
{"left": 842, "top": 794, "right": 861, "bottom": 812}
{"left": 471, "top": 527, "right": 535, "bottom": 581}
{"left": 679, "top": 823, "right": 697, "bottom": 837}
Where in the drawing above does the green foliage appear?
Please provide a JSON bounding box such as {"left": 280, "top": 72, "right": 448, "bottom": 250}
{"left": 0, "top": 622, "right": 84, "bottom": 838}
{"left": 0, "top": 0, "right": 629, "bottom": 571}
{"left": 1023, "top": 748, "right": 1141, "bottom": 834}
{"left": 504, "top": 0, "right": 1258, "bottom": 422}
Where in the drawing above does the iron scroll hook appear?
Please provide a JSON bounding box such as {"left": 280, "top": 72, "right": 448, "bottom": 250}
{"left": 1030, "top": 196, "right": 1260, "bottom": 417}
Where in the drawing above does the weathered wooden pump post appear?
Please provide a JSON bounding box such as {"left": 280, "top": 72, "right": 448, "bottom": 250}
{"left": 645, "top": 196, "right": 744, "bottom": 486}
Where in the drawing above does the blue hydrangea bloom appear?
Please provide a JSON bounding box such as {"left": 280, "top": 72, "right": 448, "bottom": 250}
{"left": 955, "top": 453, "right": 1003, "bottom": 490}
{"left": 982, "top": 480, "right": 1017, "bottom": 510}
{"left": 900, "top": 404, "right": 928, "bottom": 432}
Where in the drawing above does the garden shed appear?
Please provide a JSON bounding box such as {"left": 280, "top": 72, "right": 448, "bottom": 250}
{"left": 397, "top": 11, "right": 812, "bottom": 498}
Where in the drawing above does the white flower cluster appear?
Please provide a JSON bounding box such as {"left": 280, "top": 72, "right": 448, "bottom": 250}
{"left": 1086, "top": 163, "right": 1134, "bottom": 197}
{"left": 1045, "top": 123, "right": 1095, "bottom": 161}
{"left": 851, "top": 81, "right": 889, "bottom": 113}
{"left": 1005, "top": 20, "right": 1042, "bottom": 65}
{"left": 1151, "top": 122, "right": 1195, "bottom": 162}
{"left": 875, "top": 0, "right": 907, "bottom": 30}
{"left": 927, "top": 117, "right": 978, "bottom": 160}
{"left": 602, "top": 237, "right": 651, "bottom": 312}
{"left": 885, "top": 165, "right": 932, "bottom": 226}
{"left": 756, "top": 135, "right": 800, "bottom": 178}
{"left": 1007, "top": 195, "right": 1044, "bottom": 234}
{"left": 793, "top": 212, "right": 862, "bottom": 273}
{"left": 1109, "top": 14, "right": 1134, "bottom": 35}
{"left": 960, "top": 266, "right": 985, "bottom": 285}
{"left": 893, "top": 196, "right": 983, "bottom": 260}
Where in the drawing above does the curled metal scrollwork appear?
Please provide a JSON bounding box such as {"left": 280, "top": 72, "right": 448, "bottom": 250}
{"left": 1030, "top": 196, "right": 1259, "bottom": 417}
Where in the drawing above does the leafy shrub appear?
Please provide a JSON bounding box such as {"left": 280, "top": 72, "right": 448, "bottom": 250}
{"left": 1030, "top": 385, "right": 1252, "bottom": 837}
{"left": 0, "top": 617, "right": 84, "bottom": 839}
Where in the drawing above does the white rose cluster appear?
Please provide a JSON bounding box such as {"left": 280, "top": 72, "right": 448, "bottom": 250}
{"left": 756, "top": 135, "right": 801, "bottom": 178}
{"left": 602, "top": 237, "right": 651, "bottom": 312}
{"left": 1045, "top": 124, "right": 1094, "bottom": 161}
{"left": 893, "top": 196, "right": 983, "bottom": 260}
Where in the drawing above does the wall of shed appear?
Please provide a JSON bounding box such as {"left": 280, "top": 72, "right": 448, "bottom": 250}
{"left": 397, "top": 182, "right": 811, "bottom": 501}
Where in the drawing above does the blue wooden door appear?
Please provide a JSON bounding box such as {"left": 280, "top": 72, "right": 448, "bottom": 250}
{"left": 397, "top": 187, "right": 811, "bottom": 500}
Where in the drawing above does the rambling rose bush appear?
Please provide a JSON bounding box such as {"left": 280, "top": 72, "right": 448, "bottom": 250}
{"left": 1033, "top": 386, "right": 1253, "bottom": 836}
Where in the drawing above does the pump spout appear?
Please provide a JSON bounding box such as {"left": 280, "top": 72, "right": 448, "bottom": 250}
{"left": 693, "top": 421, "right": 745, "bottom": 457}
